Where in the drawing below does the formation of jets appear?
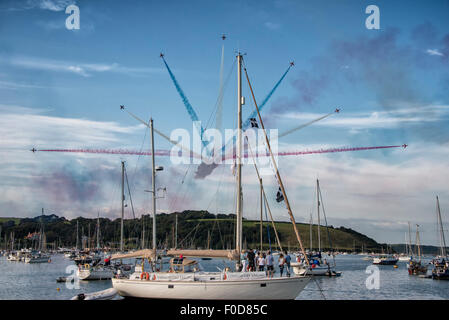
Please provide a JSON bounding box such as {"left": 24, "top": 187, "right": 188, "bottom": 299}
{"left": 29, "top": 36, "right": 409, "bottom": 157}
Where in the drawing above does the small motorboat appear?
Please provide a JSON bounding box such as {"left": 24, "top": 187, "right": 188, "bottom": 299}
{"left": 70, "top": 288, "right": 118, "bottom": 300}
{"left": 372, "top": 255, "right": 398, "bottom": 265}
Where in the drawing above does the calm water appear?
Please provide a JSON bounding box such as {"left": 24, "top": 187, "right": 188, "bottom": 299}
{"left": 0, "top": 254, "right": 448, "bottom": 300}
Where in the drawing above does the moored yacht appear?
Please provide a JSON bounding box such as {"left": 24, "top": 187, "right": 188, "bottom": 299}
{"left": 24, "top": 252, "right": 51, "bottom": 263}
{"left": 373, "top": 255, "right": 398, "bottom": 265}
{"left": 111, "top": 52, "right": 312, "bottom": 299}
{"left": 112, "top": 252, "right": 310, "bottom": 300}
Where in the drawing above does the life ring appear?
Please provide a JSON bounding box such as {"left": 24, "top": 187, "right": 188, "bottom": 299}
{"left": 152, "top": 274, "right": 156, "bottom": 281}
{"left": 140, "top": 272, "right": 149, "bottom": 280}
{"left": 223, "top": 273, "right": 227, "bottom": 280}
{"left": 84, "top": 264, "right": 90, "bottom": 269}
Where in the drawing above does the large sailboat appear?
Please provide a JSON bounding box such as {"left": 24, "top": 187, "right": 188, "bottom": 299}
{"left": 398, "top": 223, "right": 413, "bottom": 262}
{"left": 111, "top": 53, "right": 311, "bottom": 300}
{"left": 431, "top": 196, "right": 449, "bottom": 280}
{"left": 407, "top": 224, "right": 427, "bottom": 275}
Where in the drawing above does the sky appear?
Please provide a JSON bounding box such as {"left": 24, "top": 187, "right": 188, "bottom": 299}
{"left": 1, "top": 0, "right": 449, "bottom": 246}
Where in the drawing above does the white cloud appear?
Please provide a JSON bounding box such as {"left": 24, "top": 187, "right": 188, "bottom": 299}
{"left": 264, "top": 22, "right": 281, "bottom": 30}
{"left": 0, "top": 80, "right": 47, "bottom": 90}
{"left": 276, "top": 105, "right": 449, "bottom": 131}
{"left": 426, "top": 49, "right": 444, "bottom": 57}
{"left": 29, "top": 0, "right": 74, "bottom": 11}
{"left": 5, "top": 56, "right": 164, "bottom": 77}
{"left": 0, "top": 105, "right": 145, "bottom": 163}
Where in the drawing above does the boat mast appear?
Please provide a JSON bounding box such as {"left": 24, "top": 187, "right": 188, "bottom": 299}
{"left": 96, "top": 212, "right": 100, "bottom": 250}
{"left": 40, "top": 208, "right": 44, "bottom": 251}
{"left": 120, "top": 160, "right": 125, "bottom": 252}
{"left": 317, "top": 179, "right": 321, "bottom": 254}
{"left": 408, "top": 221, "right": 413, "bottom": 257}
{"left": 141, "top": 214, "right": 145, "bottom": 249}
{"left": 207, "top": 230, "right": 211, "bottom": 250}
{"left": 76, "top": 220, "right": 79, "bottom": 250}
{"left": 260, "top": 178, "right": 263, "bottom": 251}
{"left": 436, "top": 195, "right": 447, "bottom": 257}
{"left": 309, "top": 213, "right": 313, "bottom": 252}
{"left": 175, "top": 213, "right": 178, "bottom": 249}
{"left": 235, "top": 53, "right": 243, "bottom": 261}
{"left": 150, "top": 118, "right": 157, "bottom": 252}
{"left": 415, "top": 224, "right": 422, "bottom": 262}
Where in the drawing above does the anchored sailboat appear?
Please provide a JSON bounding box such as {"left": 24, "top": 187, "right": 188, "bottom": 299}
{"left": 407, "top": 224, "right": 427, "bottom": 275}
{"left": 110, "top": 53, "right": 311, "bottom": 300}
{"left": 431, "top": 196, "right": 449, "bottom": 280}
{"left": 291, "top": 179, "right": 340, "bottom": 276}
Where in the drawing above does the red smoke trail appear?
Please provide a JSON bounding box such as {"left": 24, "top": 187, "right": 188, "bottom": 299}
{"left": 36, "top": 144, "right": 405, "bottom": 160}
{"left": 274, "top": 145, "right": 405, "bottom": 157}
{"left": 221, "top": 144, "right": 405, "bottom": 160}
{"left": 37, "top": 148, "right": 172, "bottom": 157}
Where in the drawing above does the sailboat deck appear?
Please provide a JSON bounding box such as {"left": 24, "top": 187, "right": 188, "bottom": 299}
{"left": 128, "top": 271, "right": 272, "bottom": 282}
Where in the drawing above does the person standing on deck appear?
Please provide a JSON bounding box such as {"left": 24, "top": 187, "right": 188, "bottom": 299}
{"left": 241, "top": 250, "right": 247, "bottom": 272}
{"left": 266, "top": 251, "right": 274, "bottom": 278}
{"left": 258, "top": 253, "right": 265, "bottom": 271}
{"left": 247, "top": 249, "right": 255, "bottom": 271}
{"left": 278, "top": 253, "right": 285, "bottom": 277}
{"left": 284, "top": 250, "right": 291, "bottom": 277}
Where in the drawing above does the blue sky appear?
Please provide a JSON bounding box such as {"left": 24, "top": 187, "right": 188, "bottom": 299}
{"left": 1, "top": 0, "right": 449, "bottom": 246}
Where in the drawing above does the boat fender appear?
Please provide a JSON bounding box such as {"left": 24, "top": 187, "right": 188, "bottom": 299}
{"left": 311, "top": 264, "right": 316, "bottom": 269}
{"left": 152, "top": 274, "right": 156, "bottom": 281}
{"left": 223, "top": 273, "right": 227, "bottom": 280}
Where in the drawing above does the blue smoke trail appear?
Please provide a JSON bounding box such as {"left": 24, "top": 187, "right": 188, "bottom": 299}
{"left": 161, "top": 57, "right": 207, "bottom": 149}
{"left": 242, "top": 65, "right": 292, "bottom": 130}
{"left": 218, "top": 64, "right": 292, "bottom": 157}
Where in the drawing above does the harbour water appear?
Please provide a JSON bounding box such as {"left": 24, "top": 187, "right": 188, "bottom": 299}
{"left": 0, "top": 254, "right": 447, "bottom": 300}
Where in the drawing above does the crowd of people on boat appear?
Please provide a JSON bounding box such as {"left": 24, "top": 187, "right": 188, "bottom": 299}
{"left": 241, "top": 249, "right": 292, "bottom": 278}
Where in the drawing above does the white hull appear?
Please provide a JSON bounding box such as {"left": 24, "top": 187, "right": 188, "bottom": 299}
{"left": 7, "top": 256, "right": 21, "bottom": 262}
{"left": 291, "top": 262, "right": 338, "bottom": 276}
{"left": 112, "top": 273, "right": 310, "bottom": 300}
{"left": 372, "top": 257, "right": 398, "bottom": 265}
{"left": 25, "top": 256, "right": 50, "bottom": 263}
{"left": 398, "top": 256, "right": 411, "bottom": 262}
{"left": 77, "top": 268, "right": 113, "bottom": 280}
